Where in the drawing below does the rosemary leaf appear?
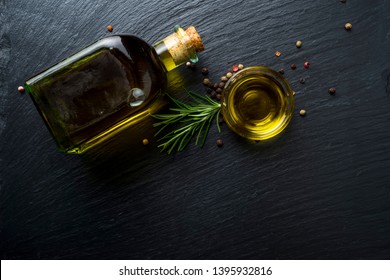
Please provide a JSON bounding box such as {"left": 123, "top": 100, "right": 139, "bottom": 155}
{"left": 153, "top": 91, "right": 221, "bottom": 154}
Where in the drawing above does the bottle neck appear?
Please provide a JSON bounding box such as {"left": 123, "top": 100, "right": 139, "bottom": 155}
{"left": 153, "top": 25, "right": 204, "bottom": 72}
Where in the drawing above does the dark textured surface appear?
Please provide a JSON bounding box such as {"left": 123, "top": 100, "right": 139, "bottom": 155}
{"left": 1, "top": 0, "right": 390, "bottom": 260}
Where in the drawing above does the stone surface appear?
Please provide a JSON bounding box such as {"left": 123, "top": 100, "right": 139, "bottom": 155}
{"left": 1, "top": 0, "right": 390, "bottom": 259}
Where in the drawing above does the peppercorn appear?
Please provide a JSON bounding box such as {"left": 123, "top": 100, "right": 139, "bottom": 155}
{"left": 238, "top": 64, "right": 244, "bottom": 70}
{"left": 226, "top": 72, "right": 233, "bottom": 78}
{"left": 278, "top": 68, "right": 285, "bottom": 75}
{"left": 304, "top": 61, "right": 310, "bottom": 69}
{"left": 328, "top": 87, "right": 336, "bottom": 95}
{"left": 299, "top": 109, "right": 306, "bottom": 117}
{"left": 210, "top": 91, "right": 217, "bottom": 99}
{"left": 291, "top": 64, "right": 297, "bottom": 70}
{"left": 106, "top": 25, "right": 113, "bottom": 32}
{"left": 142, "top": 138, "right": 149, "bottom": 145}
{"left": 345, "top": 23, "right": 352, "bottom": 30}
{"left": 296, "top": 40, "right": 302, "bottom": 48}
{"left": 232, "top": 65, "right": 239, "bottom": 72}
{"left": 186, "top": 61, "right": 196, "bottom": 69}
{"left": 201, "top": 67, "right": 209, "bottom": 76}
{"left": 216, "top": 93, "right": 222, "bottom": 101}
{"left": 216, "top": 88, "right": 222, "bottom": 94}
{"left": 18, "top": 86, "right": 25, "bottom": 93}
{"left": 216, "top": 138, "right": 223, "bottom": 147}
{"left": 218, "top": 82, "right": 225, "bottom": 88}
{"left": 299, "top": 78, "right": 305, "bottom": 84}
{"left": 213, "top": 83, "right": 219, "bottom": 89}
{"left": 340, "top": 0, "right": 346, "bottom": 3}
{"left": 203, "top": 78, "right": 211, "bottom": 86}
{"left": 275, "top": 51, "right": 281, "bottom": 57}
{"left": 221, "top": 76, "right": 228, "bottom": 82}
{"left": 292, "top": 91, "right": 296, "bottom": 96}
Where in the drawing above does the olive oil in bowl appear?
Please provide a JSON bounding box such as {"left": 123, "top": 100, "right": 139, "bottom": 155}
{"left": 221, "top": 66, "right": 294, "bottom": 140}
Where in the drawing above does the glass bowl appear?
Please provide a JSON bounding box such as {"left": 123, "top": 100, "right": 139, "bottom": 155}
{"left": 221, "top": 66, "right": 294, "bottom": 141}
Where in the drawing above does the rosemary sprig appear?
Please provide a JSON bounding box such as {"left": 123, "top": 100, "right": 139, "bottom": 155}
{"left": 153, "top": 91, "right": 221, "bottom": 154}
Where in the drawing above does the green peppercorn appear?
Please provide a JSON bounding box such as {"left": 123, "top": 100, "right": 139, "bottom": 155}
{"left": 345, "top": 23, "right": 352, "bottom": 30}
{"left": 203, "top": 78, "right": 211, "bottom": 86}
{"left": 142, "top": 138, "right": 149, "bottom": 145}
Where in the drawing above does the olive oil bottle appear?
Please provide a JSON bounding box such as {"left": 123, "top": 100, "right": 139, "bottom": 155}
{"left": 25, "top": 26, "right": 204, "bottom": 154}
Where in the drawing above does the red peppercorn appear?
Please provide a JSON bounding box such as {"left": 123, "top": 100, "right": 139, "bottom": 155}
{"left": 18, "top": 86, "right": 25, "bottom": 93}
{"left": 106, "top": 25, "right": 113, "bottom": 32}
{"left": 232, "top": 65, "right": 239, "bottom": 72}
{"left": 304, "top": 61, "right": 310, "bottom": 69}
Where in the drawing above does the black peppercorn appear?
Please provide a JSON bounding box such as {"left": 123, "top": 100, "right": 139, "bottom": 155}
{"left": 201, "top": 67, "right": 209, "bottom": 76}
{"left": 216, "top": 93, "right": 222, "bottom": 100}
{"left": 186, "top": 61, "right": 196, "bottom": 69}
{"left": 213, "top": 83, "right": 219, "bottom": 89}
{"left": 299, "top": 78, "right": 305, "bottom": 84}
{"left": 328, "top": 87, "right": 336, "bottom": 94}
{"left": 291, "top": 64, "right": 297, "bottom": 70}
{"left": 216, "top": 138, "right": 223, "bottom": 147}
{"left": 278, "top": 68, "right": 285, "bottom": 75}
{"left": 216, "top": 88, "right": 222, "bottom": 94}
{"left": 218, "top": 82, "right": 225, "bottom": 88}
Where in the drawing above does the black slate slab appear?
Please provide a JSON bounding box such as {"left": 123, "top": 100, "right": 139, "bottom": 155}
{"left": 1, "top": 0, "right": 390, "bottom": 259}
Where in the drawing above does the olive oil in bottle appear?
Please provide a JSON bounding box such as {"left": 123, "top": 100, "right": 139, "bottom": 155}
{"left": 25, "top": 25, "right": 204, "bottom": 154}
{"left": 221, "top": 66, "right": 294, "bottom": 140}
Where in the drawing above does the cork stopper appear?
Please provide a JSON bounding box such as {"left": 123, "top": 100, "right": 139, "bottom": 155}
{"left": 153, "top": 25, "right": 205, "bottom": 71}
{"left": 185, "top": 26, "right": 204, "bottom": 52}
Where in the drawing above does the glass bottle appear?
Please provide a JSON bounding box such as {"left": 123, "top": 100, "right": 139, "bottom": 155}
{"left": 25, "top": 25, "right": 204, "bottom": 154}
